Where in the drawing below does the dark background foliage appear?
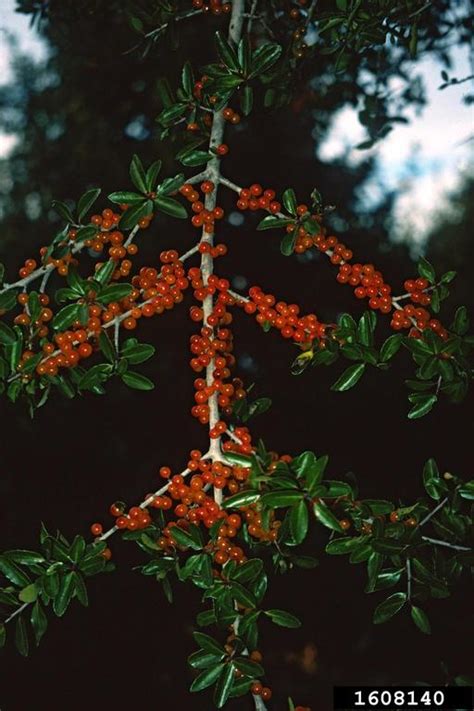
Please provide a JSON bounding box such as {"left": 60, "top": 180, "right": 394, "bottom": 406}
{"left": 0, "top": 2, "right": 472, "bottom": 708}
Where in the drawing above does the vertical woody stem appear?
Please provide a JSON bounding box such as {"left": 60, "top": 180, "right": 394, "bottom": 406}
{"left": 199, "top": 0, "right": 245, "bottom": 499}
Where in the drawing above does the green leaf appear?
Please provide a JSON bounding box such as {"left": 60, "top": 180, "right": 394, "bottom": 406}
{"left": 238, "top": 35, "right": 251, "bottom": 74}
{"left": 53, "top": 571, "right": 76, "bottom": 617}
{"left": 423, "top": 458, "right": 442, "bottom": 500}
{"left": 74, "top": 225, "right": 97, "bottom": 243}
{"left": 95, "top": 260, "right": 116, "bottom": 287}
{"left": 19, "top": 583, "right": 38, "bottom": 603}
{"left": 178, "top": 150, "right": 211, "bottom": 167}
{"left": 452, "top": 306, "right": 469, "bottom": 336}
{"left": 121, "top": 342, "right": 155, "bottom": 364}
{"left": 0, "top": 289, "right": 20, "bottom": 313}
{"left": 73, "top": 572, "right": 88, "bottom": 607}
{"left": 145, "top": 160, "right": 162, "bottom": 192}
{"left": 154, "top": 195, "right": 187, "bottom": 219}
{"left": 120, "top": 200, "right": 151, "bottom": 231}
{"left": 193, "top": 632, "right": 225, "bottom": 656}
{"left": 51, "top": 303, "right": 82, "bottom": 331}
{"left": 373, "top": 592, "right": 407, "bottom": 624}
{"left": 380, "top": 334, "right": 403, "bottom": 362}
{"left": 157, "top": 102, "right": 188, "bottom": 127}
{"left": 96, "top": 284, "right": 133, "bottom": 305}
{"left": 261, "top": 490, "right": 303, "bottom": 508}
{"left": 214, "top": 662, "right": 235, "bottom": 709}
{"left": 0, "top": 322, "right": 16, "bottom": 345}
{"left": 214, "top": 31, "right": 239, "bottom": 71}
{"left": 129, "top": 154, "right": 147, "bottom": 193}
{"left": 313, "top": 500, "right": 343, "bottom": 532}
{"left": 15, "top": 615, "right": 29, "bottom": 656}
{"left": 77, "top": 188, "right": 101, "bottom": 221}
{"left": 240, "top": 85, "right": 253, "bottom": 116}
{"left": 231, "top": 559, "right": 263, "bottom": 584}
{"left": 458, "top": 480, "right": 474, "bottom": 500}
{"left": 326, "top": 537, "right": 365, "bottom": 555}
{"left": 157, "top": 173, "right": 185, "bottom": 196}
{"left": 121, "top": 371, "right": 154, "bottom": 391}
{"left": 52, "top": 200, "right": 74, "bottom": 223}
{"left": 181, "top": 61, "right": 194, "bottom": 97}
{"left": 357, "top": 311, "right": 376, "bottom": 347}
{"left": 265, "top": 609, "right": 301, "bottom": 628}
{"left": 234, "top": 656, "right": 264, "bottom": 678}
{"left": 30, "top": 600, "right": 48, "bottom": 645}
{"left": 169, "top": 527, "right": 202, "bottom": 550}
{"left": 282, "top": 188, "right": 297, "bottom": 216}
{"left": 280, "top": 231, "right": 296, "bottom": 256}
{"left": 230, "top": 581, "right": 257, "bottom": 609}
{"left": 108, "top": 191, "right": 146, "bottom": 205}
{"left": 0, "top": 622, "right": 6, "bottom": 648}
{"left": 417, "top": 256, "right": 436, "bottom": 284}
{"left": 0, "top": 556, "right": 31, "bottom": 587}
{"left": 257, "top": 216, "right": 293, "bottom": 231}
{"left": 331, "top": 363, "right": 366, "bottom": 392}
{"left": 190, "top": 663, "right": 225, "bottom": 692}
{"left": 250, "top": 42, "right": 283, "bottom": 76}
{"left": 407, "top": 394, "right": 437, "bottom": 419}
{"left": 290, "top": 499, "right": 309, "bottom": 545}
{"left": 222, "top": 490, "right": 260, "bottom": 509}
{"left": 411, "top": 605, "right": 431, "bottom": 634}
{"left": 98, "top": 330, "right": 116, "bottom": 364}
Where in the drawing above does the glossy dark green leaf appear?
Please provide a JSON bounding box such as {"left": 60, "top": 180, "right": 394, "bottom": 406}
{"left": 331, "top": 363, "right": 366, "bottom": 392}
{"left": 77, "top": 188, "right": 101, "bottom": 221}
{"left": 119, "top": 200, "right": 151, "bottom": 230}
{"left": 193, "top": 632, "right": 225, "bottom": 656}
{"left": 107, "top": 191, "right": 145, "bottom": 205}
{"left": 0, "top": 322, "right": 16, "bottom": 345}
{"left": 121, "top": 341, "right": 155, "bottom": 365}
{"left": 231, "top": 559, "right": 263, "bottom": 584}
{"left": 154, "top": 195, "right": 187, "bottom": 219}
{"left": 0, "top": 556, "right": 31, "bottom": 587}
{"left": 313, "top": 500, "right": 343, "bottom": 532}
{"left": 411, "top": 605, "right": 431, "bottom": 634}
{"left": 15, "top": 615, "right": 29, "bottom": 656}
{"left": 257, "top": 216, "right": 293, "bottom": 231}
{"left": 190, "top": 662, "right": 225, "bottom": 692}
{"left": 121, "top": 371, "right": 154, "bottom": 391}
{"left": 380, "top": 334, "right": 403, "bottom": 362}
{"left": 214, "top": 31, "right": 239, "bottom": 71}
{"left": 417, "top": 256, "right": 435, "bottom": 284}
{"left": 452, "top": 306, "right": 469, "bottom": 336}
{"left": 30, "top": 600, "right": 48, "bottom": 645}
{"left": 233, "top": 656, "right": 264, "bottom": 678}
{"left": 407, "top": 394, "right": 437, "bottom": 419}
{"left": 373, "top": 592, "right": 407, "bottom": 623}
{"left": 51, "top": 200, "right": 74, "bottom": 223}
{"left": 0, "top": 622, "right": 6, "bottom": 647}
{"left": 214, "top": 662, "right": 235, "bottom": 708}
{"left": 326, "top": 536, "right": 365, "bottom": 555}
{"left": 240, "top": 85, "right": 253, "bottom": 116}
{"left": 230, "top": 582, "right": 257, "bottom": 609}
{"left": 169, "top": 527, "right": 202, "bottom": 550}
{"left": 222, "top": 490, "right": 260, "bottom": 509}
{"left": 0, "top": 289, "right": 20, "bottom": 312}
{"left": 96, "top": 283, "right": 133, "bottom": 305}
{"left": 250, "top": 42, "right": 283, "bottom": 77}
{"left": 264, "top": 609, "right": 301, "bottom": 628}
{"left": 145, "top": 160, "right": 162, "bottom": 192}
{"left": 129, "top": 154, "right": 147, "bottom": 193}
{"left": 290, "top": 499, "right": 309, "bottom": 545}
{"left": 261, "top": 490, "right": 303, "bottom": 508}
{"left": 53, "top": 571, "right": 76, "bottom": 617}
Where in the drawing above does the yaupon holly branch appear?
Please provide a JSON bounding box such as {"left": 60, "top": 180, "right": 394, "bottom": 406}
{"left": 1, "top": 1, "right": 473, "bottom": 709}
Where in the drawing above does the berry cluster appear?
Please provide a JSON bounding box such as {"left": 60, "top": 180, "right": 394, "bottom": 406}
{"left": 240, "top": 286, "right": 325, "bottom": 343}
{"left": 236, "top": 184, "right": 281, "bottom": 213}
{"left": 191, "top": 0, "right": 232, "bottom": 15}
{"left": 180, "top": 181, "right": 225, "bottom": 233}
